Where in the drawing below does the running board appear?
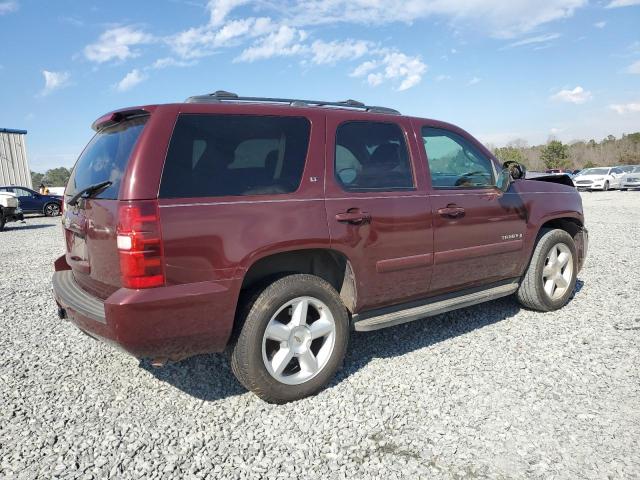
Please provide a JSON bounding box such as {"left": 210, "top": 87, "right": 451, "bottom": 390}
{"left": 353, "top": 282, "right": 519, "bottom": 332}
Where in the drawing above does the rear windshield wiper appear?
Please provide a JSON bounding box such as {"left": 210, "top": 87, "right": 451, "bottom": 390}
{"left": 67, "top": 181, "right": 112, "bottom": 206}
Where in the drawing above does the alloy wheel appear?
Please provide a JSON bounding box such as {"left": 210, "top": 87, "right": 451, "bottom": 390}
{"left": 542, "top": 243, "right": 574, "bottom": 300}
{"left": 261, "top": 296, "right": 336, "bottom": 385}
{"left": 45, "top": 203, "right": 60, "bottom": 216}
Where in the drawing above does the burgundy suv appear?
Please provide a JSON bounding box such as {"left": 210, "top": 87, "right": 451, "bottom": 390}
{"left": 53, "top": 91, "right": 588, "bottom": 403}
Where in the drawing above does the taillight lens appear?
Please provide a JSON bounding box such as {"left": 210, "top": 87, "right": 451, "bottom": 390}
{"left": 116, "top": 200, "right": 165, "bottom": 289}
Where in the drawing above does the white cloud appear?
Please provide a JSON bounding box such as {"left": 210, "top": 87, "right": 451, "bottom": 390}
{"left": 167, "top": 17, "right": 274, "bottom": 59}
{"left": 114, "top": 69, "right": 147, "bottom": 91}
{"left": 506, "top": 33, "right": 561, "bottom": 48}
{"left": 550, "top": 86, "right": 592, "bottom": 104}
{"left": 0, "top": 1, "right": 17, "bottom": 15}
{"left": 39, "top": 70, "right": 71, "bottom": 96}
{"left": 235, "top": 25, "right": 307, "bottom": 62}
{"left": 310, "top": 39, "right": 371, "bottom": 64}
{"left": 208, "top": 0, "right": 248, "bottom": 26}
{"left": 84, "top": 26, "right": 154, "bottom": 63}
{"left": 626, "top": 60, "right": 640, "bottom": 74}
{"left": 594, "top": 21, "right": 606, "bottom": 28}
{"left": 467, "top": 76, "right": 481, "bottom": 86}
{"left": 351, "top": 52, "right": 427, "bottom": 91}
{"left": 609, "top": 102, "right": 640, "bottom": 114}
{"left": 287, "top": 0, "right": 586, "bottom": 39}
{"left": 606, "top": 0, "right": 640, "bottom": 7}
{"left": 151, "top": 57, "right": 195, "bottom": 69}
{"left": 350, "top": 60, "right": 377, "bottom": 77}
{"left": 435, "top": 74, "right": 451, "bottom": 81}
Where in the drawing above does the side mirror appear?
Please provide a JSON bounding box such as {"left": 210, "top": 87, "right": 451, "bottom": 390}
{"left": 502, "top": 161, "right": 526, "bottom": 180}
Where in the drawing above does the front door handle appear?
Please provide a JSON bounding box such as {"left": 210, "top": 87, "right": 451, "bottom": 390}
{"left": 335, "top": 210, "right": 371, "bottom": 225}
{"left": 437, "top": 205, "right": 465, "bottom": 218}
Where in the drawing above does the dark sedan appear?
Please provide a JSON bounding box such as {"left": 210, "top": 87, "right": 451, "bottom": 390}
{"left": 0, "top": 186, "right": 62, "bottom": 216}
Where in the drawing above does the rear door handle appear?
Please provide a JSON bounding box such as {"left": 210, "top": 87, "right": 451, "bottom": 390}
{"left": 437, "top": 205, "right": 465, "bottom": 218}
{"left": 335, "top": 210, "right": 371, "bottom": 225}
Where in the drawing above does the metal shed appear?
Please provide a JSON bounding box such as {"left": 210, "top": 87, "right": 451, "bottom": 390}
{"left": 0, "top": 128, "right": 32, "bottom": 188}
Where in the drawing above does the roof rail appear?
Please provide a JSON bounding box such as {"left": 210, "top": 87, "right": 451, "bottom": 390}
{"left": 184, "top": 90, "right": 401, "bottom": 115}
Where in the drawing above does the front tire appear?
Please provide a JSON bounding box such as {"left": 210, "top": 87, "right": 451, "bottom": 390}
{"left": 517, "top": 229, "right": 578, "bottom": 312}
{"left": 0, "top": 207, "right": 5, "bottom": 231}
{"left": 603, "top": 181, "right": 610, "bottom": 191}
{"left": 231, "top": 274, "right": 349, "bottom": 403}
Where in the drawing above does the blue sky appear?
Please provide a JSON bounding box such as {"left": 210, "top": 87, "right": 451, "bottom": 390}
{"left": 0, "top": 0, "right": 639, "bottom": 172}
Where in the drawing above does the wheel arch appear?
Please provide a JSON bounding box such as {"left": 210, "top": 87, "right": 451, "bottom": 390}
{"left": 239, "top": 248, "right": 358, "bottom": 314}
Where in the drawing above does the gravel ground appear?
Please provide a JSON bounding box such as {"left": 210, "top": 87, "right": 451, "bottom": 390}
{"left": 1, "top": 191, "right": 639, "bottom": 479}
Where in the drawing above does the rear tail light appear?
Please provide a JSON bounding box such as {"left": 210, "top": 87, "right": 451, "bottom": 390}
{"left": 116, "top": 200, "right": 165, "bottom": 289}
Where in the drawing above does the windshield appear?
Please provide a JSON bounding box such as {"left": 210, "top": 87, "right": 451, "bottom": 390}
{"left": 66, "top": 116, "right": 148, "bottom": 199}
{"left": 580, "top": 168, "right": 609, "bottom": 176}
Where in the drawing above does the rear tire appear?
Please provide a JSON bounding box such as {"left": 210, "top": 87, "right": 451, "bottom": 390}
{"left": 0, "top": 207, "right": 5, "bottom": 231}
{"left": 231, "top": 274, "right": 349, "bottom": 403}
{"left": 517, "top": 228, "right": 578, "bottom": 312}
{"left": 44, "top": 202, "right": 60, "bottom": 217}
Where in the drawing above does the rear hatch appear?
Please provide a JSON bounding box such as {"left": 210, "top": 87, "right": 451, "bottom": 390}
{"left": 63, "top": 114, "right": 149, "bottom": 299}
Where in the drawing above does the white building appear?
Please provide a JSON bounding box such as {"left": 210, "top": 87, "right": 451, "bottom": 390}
{"left": 0, "top": 128, "right": 32, "bottom": 188}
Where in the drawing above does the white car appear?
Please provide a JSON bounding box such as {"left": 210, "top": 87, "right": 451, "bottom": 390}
{"left": 573, "top": 167, "right": 625, "bottom": 191}
{"left": 0, "top": 191, "right": 23, "bottom": 231}
{"left": 620, "top": 165, "right": 640, "bottom": 191}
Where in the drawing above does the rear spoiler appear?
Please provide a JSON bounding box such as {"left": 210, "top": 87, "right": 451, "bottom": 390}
{"left": 91, "top": 108, "right": 150, "bottom": 131}
{"left": 527, "top": 174, "right": 574, "bottom": 187}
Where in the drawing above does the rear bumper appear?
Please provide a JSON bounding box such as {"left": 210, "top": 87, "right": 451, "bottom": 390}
{"left": 52, "top": 265, "right": 240, "bottom": 359}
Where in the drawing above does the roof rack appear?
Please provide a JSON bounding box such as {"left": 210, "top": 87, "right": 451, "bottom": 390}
{"left": 184, "top": 90, "right": 401, "bottom": 115}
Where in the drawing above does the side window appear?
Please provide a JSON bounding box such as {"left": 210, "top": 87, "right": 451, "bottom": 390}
{"left": 335, "top": 121, "right": 414, "bottom": 191}
{"left": 422, "top": 127, "right": 495, "bottom": 189}
{"left": 160, "top": 115, "right": 311, "bottom": 198}
{"left": 14, "top": 188, "right": 33, "bottom": 197}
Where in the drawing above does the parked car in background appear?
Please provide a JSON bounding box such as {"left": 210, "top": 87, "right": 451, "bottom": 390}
{"left": 0, "top": 190, "right": 24, "bottom": 231}
{"left": 545, "top": 168, "right": 571, "bottom": 175}
{"left": 620, "top": 166, "right": 640, "bottom": 190}
{"left": 572, "top": 167, "right": 625, "bottom": 191}
{"left": 0, "top": 186, "right": 62, "bottom": 216}
{"left": 52, "top": 91, "right": 588, "bottom": 403}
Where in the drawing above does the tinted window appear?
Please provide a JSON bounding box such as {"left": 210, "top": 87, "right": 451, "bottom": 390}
{"left": 422, "top": 127, "right": 495, "bottom": 188}
{"left": 160, "top": 115, "right": 311, "bottom": 198}
{"left": 334, "top": 121, "right": 414, "bottom": 191}
{"left": 67, "top": 116, "right": 148, "bottom": 199}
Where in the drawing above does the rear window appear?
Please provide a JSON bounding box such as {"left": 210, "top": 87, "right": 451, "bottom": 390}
{"left": 66, "top": 116, "right": 148, "bottom": 199}
{"left": 160, "top": 114, "right": 311, "bottom": 198}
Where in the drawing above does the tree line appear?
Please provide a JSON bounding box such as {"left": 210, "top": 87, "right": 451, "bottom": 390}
{"left": 491, "top": 132, "right": 640, "bottom": 171}
{"left": 31, "top": 167, "right": 71, "bottom": 188}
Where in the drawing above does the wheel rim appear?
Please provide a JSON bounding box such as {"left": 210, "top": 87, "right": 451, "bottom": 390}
{"left": 46, "top": 204, "right": 60, "bottom": 216}
{"left": 542, "top": 243, "right": 574, "bottom": 300}
{"left": 261, "top": 296, "right": 336, "bottom": 386}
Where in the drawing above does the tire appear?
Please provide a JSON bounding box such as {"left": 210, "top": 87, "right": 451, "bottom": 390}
{"left": 603, "top": 181, "right": 609, "bottom": 191}
{"left": 517, "top": 228, "right": 578, "bottom": 312}
{"left": 44, "top": 202, "right": 61, "bottom": 217}
{"left": 231, "top": 274, "right": 349, "bottom": 403}
{"left": 0, "top": 207, "right": 5, "bottom": 232}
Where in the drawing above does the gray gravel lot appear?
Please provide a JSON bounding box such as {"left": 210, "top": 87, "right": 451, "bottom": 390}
{"left": 1, "top": 191, "right": 639, "bottom": 479}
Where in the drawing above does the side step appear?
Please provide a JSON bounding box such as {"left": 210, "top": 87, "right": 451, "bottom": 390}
{"left": 353, "top": 282, "right": 519, "bottom": 332}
